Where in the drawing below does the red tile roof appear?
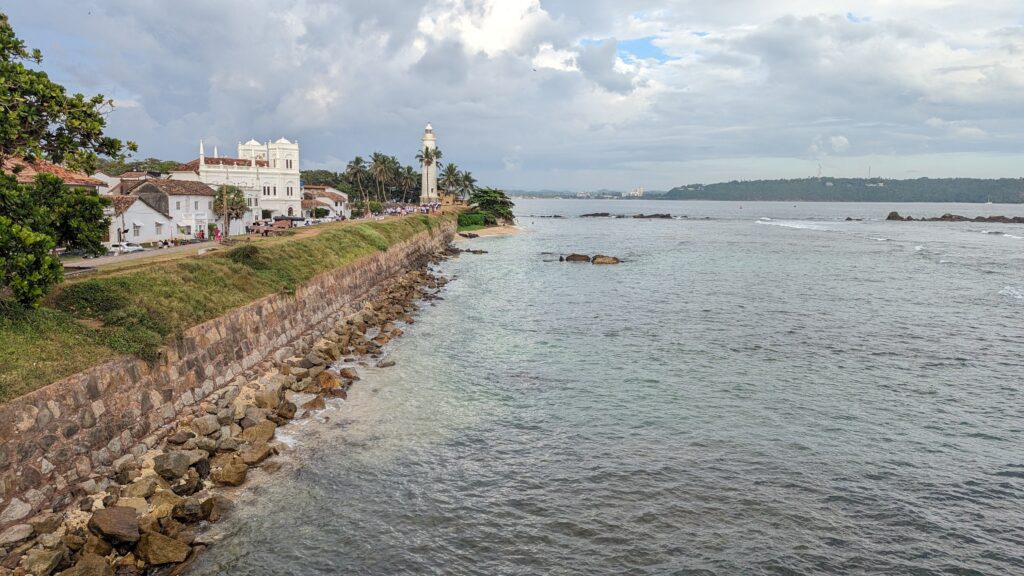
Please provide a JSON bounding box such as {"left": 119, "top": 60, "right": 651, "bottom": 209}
{"left": 110, "top": 195, "right": 138, "bottom": 215}
{"left": 135, "top": 179, "right": 217, "bottom": 197}
{"left": 2, "top": 158, "right": 106, "bottom": 187}
{"left": 119, "top": 171, "right": 149, "bottom": 179}
{"left": 175, "top": 157, "right": 269, "bottom": 172}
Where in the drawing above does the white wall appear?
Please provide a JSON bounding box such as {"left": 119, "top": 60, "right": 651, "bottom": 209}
{"left": 109, "top": 202, "right": 173, "bottom": 245}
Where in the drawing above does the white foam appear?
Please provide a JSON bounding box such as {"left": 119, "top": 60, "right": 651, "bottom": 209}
{"left": 869, "top": 237, "right": 890, "bottom": 242}
{"left": 1007, "top": 234, "right": 1023, "bottom": 240}
{"left": 999, "top": 286, "right": 1024, "bottom": 300}
{"left": 755, "top": 220, "right": 830, "bottom": 231}
{"left": 914, "top": 245, "right": 924, "bottom": 252}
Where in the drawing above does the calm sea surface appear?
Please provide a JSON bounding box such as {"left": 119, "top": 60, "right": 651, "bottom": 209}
{"left": 189, "top": 200, "right": 1024, "bottom": 575}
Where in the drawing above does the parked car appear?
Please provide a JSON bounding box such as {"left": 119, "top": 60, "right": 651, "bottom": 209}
{"left": 109, "top": 242, "right": 145, "bottom": 254}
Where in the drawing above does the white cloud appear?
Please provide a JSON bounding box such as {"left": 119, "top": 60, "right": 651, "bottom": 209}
{"left": 6, "top": 0, "right": 1024, "bottom": 190}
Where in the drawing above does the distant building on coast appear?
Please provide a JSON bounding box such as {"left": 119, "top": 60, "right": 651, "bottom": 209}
{"left": 168, "top": 138, "right": 301, "bottom": 233}
{"left": 625, "top": 187, "right": 644, "bottom": 198}
{"left": 420, "top": 123, "right": 439, "bottom": 204}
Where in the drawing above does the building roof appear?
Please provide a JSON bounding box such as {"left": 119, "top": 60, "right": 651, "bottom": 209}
{"left": 2, "top": 158, "right": 106, "bottom": 187}
{"left": 110, "top": 180, "right": 147, "bottom": 196}
{"left": 274, "top": 137, "right": 292, "bottom": 144}
{"left": 119, "top": 171, "right": 148, "bottom": 179}
{"left": 175, "top": 157, "right": 269, "bottom": 172}
{"left": 111, "top": 195, "right": 138, "bottom": 215}
{"left": 301, "top": 199, "right": 327, "bottom": 209}
{"left": 303, "top": 185, "right": 348, "bottom": 202}
{"left": 134, "top": 179, "right": 217, "bottom": 197}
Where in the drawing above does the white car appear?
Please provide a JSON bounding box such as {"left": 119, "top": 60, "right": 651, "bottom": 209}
{"left": 109, "top": 242, "right": 145, "bottom": 254}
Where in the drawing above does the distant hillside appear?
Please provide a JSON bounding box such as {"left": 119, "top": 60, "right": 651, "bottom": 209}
{"left": 663, "top": 178, "right": 1024, "bottom": 203}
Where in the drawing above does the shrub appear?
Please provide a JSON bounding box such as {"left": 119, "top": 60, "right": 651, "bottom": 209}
{"left": 458, "top": 211, "right": 488, "bottom": 228}
{"left": 227, "top": 244, "right": 265, "bottom": 269}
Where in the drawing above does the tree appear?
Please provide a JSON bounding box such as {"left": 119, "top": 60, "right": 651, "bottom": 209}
{"left": 468, "top": 187, "right": 515, "bottom": 224}
{"left": 213, "top": 185, "right": 247, "bottom": 239}
{"left": 0, "top": 13, "right": 135, "bottom": 173}
{"left": 440, "top": 163, "right": 461, "bottom": 202}
{"left": 0, "top": 14, "right": 134, "bottom": 306}
{"left": 459, "top": 171, "right": 477, "bottom": 201}
{"left": 345, "top": 156, "right": 370, "bottom": 216}
{"left": 415, "top": 147, "right": 442, "bottom": 201}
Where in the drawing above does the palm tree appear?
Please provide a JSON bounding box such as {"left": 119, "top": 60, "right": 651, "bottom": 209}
{"left": 459, "top": 170, "right": 477, "bottom": 202}
{"left": 345, "top": 156, "right": 370, "bottom": 217}
{"left": 440, "top": 163, "right": 461, "bottom": 203}
{"left": 415, "top": 147, "right": 442, "bottom": 202}
{"left": 400, "top": 165, "right": 419, "bottom": 203}
{"left": 369, "top": 152, "right": 395, "bottom": 207}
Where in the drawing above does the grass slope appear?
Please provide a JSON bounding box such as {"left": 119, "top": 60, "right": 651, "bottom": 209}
{"left": 0, "top": 215, "right": 445, "bottom": 402}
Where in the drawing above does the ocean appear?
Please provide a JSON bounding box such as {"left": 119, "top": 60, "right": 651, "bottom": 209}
{"left": 188, "top": 200, "right": 1024, "bottom": 575}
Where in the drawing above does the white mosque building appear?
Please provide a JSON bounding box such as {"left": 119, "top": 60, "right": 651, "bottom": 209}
{"left": 169, "top": 138, "right": 302, "bottom": 233}
{"left": 420, "top": 123, "right": 439, "bottom": 205}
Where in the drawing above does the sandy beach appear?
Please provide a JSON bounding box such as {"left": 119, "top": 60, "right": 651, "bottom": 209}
{"left": 457, "top": 225, "right": 525, "bottom": 239}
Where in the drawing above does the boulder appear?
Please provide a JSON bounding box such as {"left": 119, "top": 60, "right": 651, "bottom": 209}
{"left": 58, "top": 553, "right": 113, "bottom": 576}
{"left": 240, "top": 442, "right": 274, "bottom": 466}
{"left": 564, "top": 253, "right": 591, "bottom": 263}
{"left": 88, "top": 507, "right": 140, "bottom": 544}
{"left": 190, "top": 415, "right": 221, "bottom": 437}
{"left": 124, "top": 476, "right": 158, "bottom": 499}
{"left": 580, "top": 212, "right": 610, "bottom": 218}
{"left": 29, "top": 512, "right": 63, "bottom": 535}
{"left": 0, "top": 498, "right": 31, "bottom": 524}
{"left": 136, "top": 532, "right": 191, "bottom": 565}
{"left": 301, "top": 395, "right": 326, "bottom": 412}
{"left": 170, "top": 499, "right": 204, "bottom": 524}
{"left": 377, "top": 360, "right": 396, "bottom": 368}
{"left": 885, "top": 211, "right": 905, "bottom": 221}
{"left": 253, "top": 389, "right": 280, "bottom": 410}
{"left": 338, "top": 368, "right": 360, "bottom": 381}
{"left": 316, "top": 371, "right": 342, "bottom": 391}
{"left": 211, "top": 457, "right": 248, "bottom": 487}
{"left": 240, "top": 420, "right": 276, "bottom": 444}
{"left": 21, "top": 546, "right": 63, "bottom": 576}
{"left": 117, "top": 497, "right": 149, "bottom": 516}
{"left": 153, "top": 452, "right": 191, "bottom": 481}
{"left": 591, "top": 255, "right": 620, "bottom": 265}
{"left": 166, "top": 430, "right": 195, "bottom": 445}
{"left": 169, "top": 469, "right": 201, "bottom": 496}
{"left": 633, "top": 213, "right": 671, "bottom": 219}
{"left": 276, "top": 401, "right": 297, "bottom": 420}
{"left": 0, "top": 524, "right": 33, "bottom": 546}
{"left": 148, "top": 491, "right": 183, "bottom": 510}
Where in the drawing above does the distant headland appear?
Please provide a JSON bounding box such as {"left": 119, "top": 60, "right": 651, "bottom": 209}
{"left": 512, "top": 177, "right": 1024, "bottom": 203}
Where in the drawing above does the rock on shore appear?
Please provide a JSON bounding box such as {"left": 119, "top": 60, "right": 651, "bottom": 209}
{"left": 0, "top": 251, "right": 456, "bottom": 576}
{"left": 886, "top": 211, "right": 1024, "bottom": 223}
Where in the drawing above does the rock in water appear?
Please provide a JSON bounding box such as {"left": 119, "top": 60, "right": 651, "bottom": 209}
{"left": 564, "top": 254, "right": 591, "bottom": 263}
{"left": 591, "top": 255, "right": 621, "bottom": 265}
{"left": 88, "top": 507, "right": 140, "bottom": 544}
{"left": 338, "top": 367, "right": 361, "bottom": 380}
{"left": 885, "top": 211, "right": 905, "bottom": 221}
{"left": 136, "top": 532, "right": 191, "bottom": 565}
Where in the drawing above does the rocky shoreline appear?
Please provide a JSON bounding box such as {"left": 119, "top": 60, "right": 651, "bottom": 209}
{"left": 886, "top": 211, "right": 1024, "bottom": 223}
{"left": 0, "top": 258, "right": 454, "bottom": 576}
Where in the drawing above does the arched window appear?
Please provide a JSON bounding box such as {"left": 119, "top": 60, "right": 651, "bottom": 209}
{"left": 287, "top": 207, "right": 294, "bottom": 216}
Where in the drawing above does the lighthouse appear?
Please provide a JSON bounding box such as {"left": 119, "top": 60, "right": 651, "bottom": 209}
{"left": 420, "top": 123, "right": 439, "bottom": 205}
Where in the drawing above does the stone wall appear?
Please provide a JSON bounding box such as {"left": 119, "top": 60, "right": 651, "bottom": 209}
{"left": 0, "top": 219, "right": 454, "bottom": 526}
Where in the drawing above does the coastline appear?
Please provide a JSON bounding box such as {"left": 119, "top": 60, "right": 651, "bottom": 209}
{"left": 0, "top": 227, "right": 457, "bottom": 575}
{"left": 457, "top": 224, "right": 524, "bottom": 239}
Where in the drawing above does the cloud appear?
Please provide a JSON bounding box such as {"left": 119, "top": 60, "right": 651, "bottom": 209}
{"left": 5, "top": 0, "right": 1024, "bottom": 190}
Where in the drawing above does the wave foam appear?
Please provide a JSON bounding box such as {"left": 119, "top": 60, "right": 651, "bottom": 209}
{"left": 999, "top": 286, "right": 1024, "bottom": 300}
{"left": 755, "top": 220, "right": 830, "bottom": 231}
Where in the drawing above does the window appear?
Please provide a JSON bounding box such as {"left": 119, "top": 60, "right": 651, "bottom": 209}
{"left": 286, "top": 186, "right": 293, "bottom": 196}
{"left": 194, "top": 200, "right": 199, "bottom": 210}
{"left": 155, "top": 223, "right": 163, "bottom": 234}
{"left": 132, "top": 225, "right": 141, "bottom": 238}
{"left": 176, "top": 201, "right": 181, "bottom": 210}
{"left": 285, "top": 159, "right": 293, "bottom": 169}
{"left": 208, "top": 201, "right": 213, "bottom": 210}
{"left": 273, "top": 186, "right": 277, "bottom": 196}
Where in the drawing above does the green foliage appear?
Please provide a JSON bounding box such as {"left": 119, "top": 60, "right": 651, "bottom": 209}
{"left": 368, "top": 200, "right": 383, "bottom": 214}
{"left": 0, "top": 13, "right": 135, "bottom": 173}
{"left": 312, "top": 208, "right": 330, "bottom": 218}
{"left": 468, "top": 187, "right": 515, "bottom": 223}
{"left": 662, "top": 178, "right": 1024, "bottom": 203}
{"left": 226, "top": 244, "right": 266, "bottom": 269}
{"left": 213, "top": 184, "right": 247, "bottom": 236}
{"left": 94, "top": 157, "right": 181, "bottom": 176}
{"left": 0, "top": 213, "right": 62, "bottom": 306}
{"left": 458, "top": 211, "right": 488, "bottom": 228}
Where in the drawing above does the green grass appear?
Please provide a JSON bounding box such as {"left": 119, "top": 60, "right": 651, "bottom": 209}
{"left": 0, "top": 215, "right": 449, "bottom": 402}
{"left": 457, "top": 224, "right": 487, "bottom": 232}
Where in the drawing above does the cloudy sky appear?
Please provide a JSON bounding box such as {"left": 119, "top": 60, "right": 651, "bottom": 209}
{"left": 6, "top": 0, "right": 1024, "bottom": 190}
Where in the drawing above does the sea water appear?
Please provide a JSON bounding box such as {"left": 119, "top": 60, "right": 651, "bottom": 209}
{"left": 188, "top": 200, "right": 1024, "bottom": 575}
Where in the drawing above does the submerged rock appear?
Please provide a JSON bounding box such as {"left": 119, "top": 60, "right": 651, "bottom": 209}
{"left": 591, "top": 255, "right": 621, "bottom": 265}
{"left": 564, "top": 254, "right": 591, "bottom": 263}
{"left": 136, "top": 532, "right": 191, "bottom": 565}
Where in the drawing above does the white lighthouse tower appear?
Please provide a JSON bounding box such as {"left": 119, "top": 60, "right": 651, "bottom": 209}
{"left": 420, "top": 123, "right": 439, "bottom": 205}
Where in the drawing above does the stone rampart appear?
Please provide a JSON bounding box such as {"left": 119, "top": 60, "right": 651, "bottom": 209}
{"left": 0, "top": 219, "right": 454, "bottom": 524}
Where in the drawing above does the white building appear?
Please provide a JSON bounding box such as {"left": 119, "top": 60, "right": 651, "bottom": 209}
{"left": 169, "top": 138, "right": 302, "bottom": 234}
{"left": 625, "top": 187, "right": 644, "bottom": 198}
{"left": 90, "top": 172, "right": 119, "bottom": 195}
{"left": 131, "top": 179, "right": 220, "bottom": 239}
{"left": 301, "top": 185, "right": 350, "bottom": 219}
{"left": 107, "top": 195, "right": 174, "bottom": 244}
{"left": 420, "top": 123, "right": 439, "bottom": 204}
